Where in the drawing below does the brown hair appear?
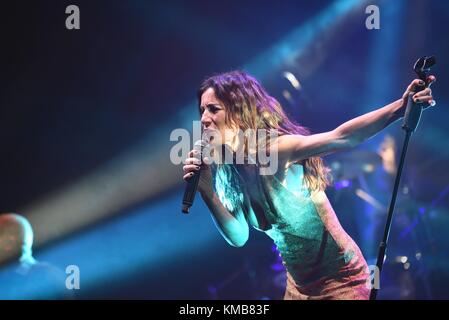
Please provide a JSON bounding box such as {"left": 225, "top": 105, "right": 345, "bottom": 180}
{"left": 197, "top": 70, "right": 331, "bottom": 191}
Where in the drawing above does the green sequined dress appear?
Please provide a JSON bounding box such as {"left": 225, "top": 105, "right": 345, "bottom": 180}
{"left": 213, "top": 162, "right": 370, "bottom": 300}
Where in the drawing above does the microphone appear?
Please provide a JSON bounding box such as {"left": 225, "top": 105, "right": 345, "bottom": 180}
{"left": 402, "top": 90, "right": 424, "bottom": 133}
{"left": 402, "top": 55, "right": 436, "bottom": 133}
{"left": 182, "top": 140, "right": 209, "bottom": 214}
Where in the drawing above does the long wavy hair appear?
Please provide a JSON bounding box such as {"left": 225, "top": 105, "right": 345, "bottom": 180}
{"left": 197, "top": 70, "right": 331, "bottom": 191}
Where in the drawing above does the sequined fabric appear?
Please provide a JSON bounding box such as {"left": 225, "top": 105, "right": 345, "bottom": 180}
{"left": 213, "top": 163, "right": 370, "bottom": 300}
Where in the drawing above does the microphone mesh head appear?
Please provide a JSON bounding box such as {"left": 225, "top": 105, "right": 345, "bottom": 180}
{"left": 193, "top": 140, "right": 209, "bottom": 154}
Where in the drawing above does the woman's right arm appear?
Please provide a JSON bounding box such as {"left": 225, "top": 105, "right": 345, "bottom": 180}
{"left": 200, "top": 189, "right": 249, "bottom": 247}
{"left": 183, "top": 150, "right": 249, "bottom": 247}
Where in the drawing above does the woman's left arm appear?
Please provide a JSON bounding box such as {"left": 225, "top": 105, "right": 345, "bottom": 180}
{"left": 335, "top": 77, "right": 436, "bottom": 146}
{"left": 275, "top": 77, "right": 436, "bottom": 163}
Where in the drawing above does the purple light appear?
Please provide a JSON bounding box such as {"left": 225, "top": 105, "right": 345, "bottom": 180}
{"left": 270, "top": 262, "right": 285, "bottom": 272}
{"left": 334, "top": 179, "right": 351, "bottom": 190}
{"left": 207, "top": 286, "right": 217, "bottom": 294}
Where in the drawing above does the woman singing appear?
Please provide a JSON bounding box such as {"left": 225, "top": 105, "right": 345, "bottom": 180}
{"left": 182, "top": 70, "right": 436, "bottom": 300}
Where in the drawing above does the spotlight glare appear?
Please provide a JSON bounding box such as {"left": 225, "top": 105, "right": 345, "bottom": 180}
{"left": 282, "top": 71, "right": 301, "bottom": 90}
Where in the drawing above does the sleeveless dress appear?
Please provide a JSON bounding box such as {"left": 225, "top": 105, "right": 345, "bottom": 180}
{"left": 212, "top": 162, "right": 370, "bottom": 300}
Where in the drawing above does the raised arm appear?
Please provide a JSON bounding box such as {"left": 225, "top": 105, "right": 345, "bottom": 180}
{"left": 275, "top": 78, "right": 436, "bottom": 163}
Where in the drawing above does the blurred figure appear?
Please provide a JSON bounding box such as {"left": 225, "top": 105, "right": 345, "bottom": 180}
{"left": 377, "top": 134, "right": 397, "bottom": 175}
{"left": 0, "top": 213, "right": 36, "bottom": 267}
{"left": 0, "top": 213, "right": 73, "bottom": 299}
{"left": 355, "top": 135, "right": 397, "bottom": 262}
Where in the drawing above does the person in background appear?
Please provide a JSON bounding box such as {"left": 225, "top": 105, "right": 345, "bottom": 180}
{"left": 0, "top": 213, "right": 73, "bottom": 299}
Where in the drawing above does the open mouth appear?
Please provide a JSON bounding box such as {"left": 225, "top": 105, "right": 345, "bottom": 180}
{"left": 203, "top": 129, "right": 218, "bottom": 143}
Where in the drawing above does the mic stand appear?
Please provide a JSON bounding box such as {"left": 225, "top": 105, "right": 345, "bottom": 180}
{"left": 369, "top": 56, "right": 436, "bottom": 300}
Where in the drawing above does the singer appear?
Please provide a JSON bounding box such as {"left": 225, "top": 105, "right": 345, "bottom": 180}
{"left": 182, "top": 70, "right": 436, "bottom": 300}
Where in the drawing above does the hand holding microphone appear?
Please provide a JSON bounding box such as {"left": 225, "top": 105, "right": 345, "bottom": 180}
{"left": 402, "top": 56, "right": 437, "bottom": 133}
{"left": 182, "top": 140, "right": 213, "bottom": 213}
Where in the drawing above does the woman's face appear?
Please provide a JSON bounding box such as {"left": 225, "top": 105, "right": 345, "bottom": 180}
{"left": 200, "top": 87, "right": 235, "bottom": 147}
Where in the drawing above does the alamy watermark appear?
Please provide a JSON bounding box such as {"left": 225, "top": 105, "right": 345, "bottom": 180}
{"left": 366, "top": 265, "right": 380, "bottom": 290}
{"left": 66, "top": 5, "right": 80, "bottom": 30}
{"left": 365, "top": 5, "right": 380, "bottom": 30}
{"left": 65, "top": 264, "right": 80, "bottom": 290}
{"left": 170, "top": 121, "right": 279, "bottom": 175}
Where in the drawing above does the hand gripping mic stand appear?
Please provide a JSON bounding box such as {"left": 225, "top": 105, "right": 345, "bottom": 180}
{"left": 369, "top": 56, "right": 436, "bottom": 300}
